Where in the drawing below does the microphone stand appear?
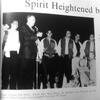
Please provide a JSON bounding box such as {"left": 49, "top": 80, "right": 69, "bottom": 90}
{"left": 36, "top": 59, "right": 38, "bottom": 89}
{"left": 35, "top": 27, "right": 43, "bottom": 89}
{"left": 35, "top": 26, "right": 39, "bottom": 89}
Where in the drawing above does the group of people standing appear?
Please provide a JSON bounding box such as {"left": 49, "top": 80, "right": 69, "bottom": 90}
{"left": 2, "top": 15, "right": 96, "bottom": 89}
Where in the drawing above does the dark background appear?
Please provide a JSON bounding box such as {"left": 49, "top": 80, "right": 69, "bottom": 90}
{"left": 3, "top": 12, "right": 94, "bottom": 43}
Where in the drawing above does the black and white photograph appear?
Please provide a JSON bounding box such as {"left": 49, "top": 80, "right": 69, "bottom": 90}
{"left": 1, "top": 12, "right": 96, "bottom": 90}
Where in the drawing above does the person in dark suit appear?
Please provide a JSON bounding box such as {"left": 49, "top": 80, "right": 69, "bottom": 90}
{"left": 18, "top": 15, "right": 43, "bottom": 89}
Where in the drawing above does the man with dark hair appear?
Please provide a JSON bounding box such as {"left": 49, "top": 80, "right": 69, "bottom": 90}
{"left": 2, "top": 20, "right": 20, "bottom": 89}
{"left": 72, "top": 33, "right": 82, "bottom": 87}
{"left": 82, "top": 34, "right": 95, "bottom": 60}
{"left": 19, "top": 15, "right": 42, "bottom": 89}
{"left": 57, "top": 30, "right": 77, "bottom": 88}
{"left": 39, "top": 30, "right": 58, "bottom": 88}
{"left": 72, "top": 34, "right": 82, "bottom": 75}
{"left": 81, "top": 34, "right": 96, "bottom": 85}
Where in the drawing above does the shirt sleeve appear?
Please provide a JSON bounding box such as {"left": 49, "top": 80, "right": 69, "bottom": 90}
{"left": 16, "top": 31, "right": 20, "bottom": 53}
{"left": 57, "top": 39, "right": 61, "bottom": 56}
{"left": 54, "top": 40, "right": 58, "bottom": 54}
{"left": 38, "top": 39, "right": 44, "bottom": 59}
{"left": 73, "top": 41, "right": 77, "bottom": 57}
{"left": 79, "top": 42, "right": 83, "bottom": 57}
{"left": 80, "top": 41, "right": 87, "bottom": 58}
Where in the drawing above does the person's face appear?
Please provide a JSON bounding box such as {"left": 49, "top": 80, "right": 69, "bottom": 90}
{"left": 66, "top": 31, "right": 71, "bottom": 38}
{"left": 47, "top": 31, "right": 52, "bottom": 38}
{"left": 3, "top": 24, "right": 9, "bottom": 31}
{"left": 27, "top": 16, "right": 36, "bottom": 27}
{"left": 75, "top": 34, "right": 80, "bottom": 41}
{"left": 90, "top": 34, "right": 94, "bottom": 41}
{"left": 11, "top": 21, "right": 18, "bottom": 30}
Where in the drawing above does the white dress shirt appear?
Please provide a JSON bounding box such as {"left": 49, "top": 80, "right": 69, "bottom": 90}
{"left": 4, "top": 29, "right": 20, "bottom": 57}
{"left": 65, "top": 37, "right": 69, "bottom": 55}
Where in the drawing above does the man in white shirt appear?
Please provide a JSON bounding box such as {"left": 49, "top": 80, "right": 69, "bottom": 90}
{"left": 57, "top": 30, "right": 77, "bottom": 88}
{"left": 72, "top": 34, "right": 82, "bottom": 87}
{"left": 39, "top": 30, "right": 58, "bottom": 88}
{"left": 81, "top": 34, "right": 96, "bottom": 85}
{"left": 2, "top": 20, "right": 20, "bottom": 89}
{"left": 81, "top": 34, "right": 95, "bottom": 60}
